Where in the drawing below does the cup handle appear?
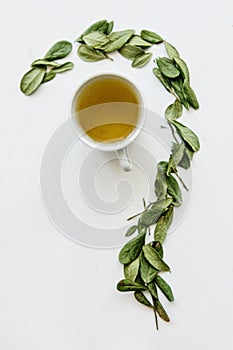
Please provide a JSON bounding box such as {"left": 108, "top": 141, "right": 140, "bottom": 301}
{"left": 116, "top": 147, "right": 132, "bottom": 172}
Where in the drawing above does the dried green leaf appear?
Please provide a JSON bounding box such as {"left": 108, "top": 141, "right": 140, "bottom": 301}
{"left": 165, "top": 99, "right": 183, "bottom": 121}
{"left": 170, "top": 78, "right": 189, "bottom": 109}
{"left": 20, "top": 67, "right": 46, "bottom": 95}
{"left": 103, "top": 29, "right": 135, "bottom": 52}
{"left": 167, "top": 143, "right": 185, "bottom": 175}
{"left": 125, "top": 225, "right": 138, "bottom": 237}
{"left": 164, "top": 41, "right": 180, "bottom": 59}
{"left": 141, "top": 30, "right": 163, "bottom": 44}
{"left": 171, "top": 121, "right": 200, "bottom": 152}
{"left": 157, "top": 57, "right": 180, "bottom": 78}
{"left": 154, "top": 299, "right": 170, "bottom": 322}
{"left": 155, "top": 275, "right": 174, "bottom": 301}
{"left": 77, "top": 44, "right": 108, "bottom": 62}
{"left": 75, "top": 19, "right": 108, "bottom": 42}
{"left": 143, "top": 245, "right": 170, "bottom": 272}
{"left": 171, "top": 142, "right": 192, "bottom": 169}
{"left": 153, "top": 68, "right": 172, "bottom": 93}
{"left": 140, "top": 253, "right": 158, "bottom": 284}
{"left": 167, "top": 174, "right": 182, "bottom": 206}
{"left": 154, "top": 161, "right": 168, "bottom": 199}
{"left": 134, "top": 291, "right": 153, "bottom": 307}
{"left": 154, "top": 215, "right": 167, "bottom": 244}
{"left": 163, "top": 205, "right": 174, "bottom": 230}
{"left": 150, "top": 198, "right": 173, "bottom": 212}
{"left": 119, "top": 232, "right": 146, "bottom": 265}
{"left": 83, "top": 31, "right": 109, "bottom": 49}
{"left": 124, "top": 257, "right": 140, "bottom": 281}
{"left": 44, "top": 40, "right": 72, "bottom": 60}
{"left": 132, "top": 52, "right": 152, "bottom": 68}
{"left": 42, "top": 71, "right": 56, "bottom": 83}
{"left": 117, "top": 279, "right": 146, "bottom": 292}
{"left": 31, "top": 59, "right": 59, "bottom": 68}
{"left": 51, "top": 62, "right": 74, "bottom": 73}
{"left": 174, "top": 56, "right": 190, "bottom": 82}
{"left": 183, "top": 80, "right": 199, "bottom": 109}
{"left": 148, "top": 282, "right": 158, "bottom": 299}
{"left": 151, "top": 241, "right": 164, "bottom": 259}
{"left": 128, "top": 35, "right": 152, "bottom": 48}
{"left": 119, "top": 44, "right": 144, "bottom": 60}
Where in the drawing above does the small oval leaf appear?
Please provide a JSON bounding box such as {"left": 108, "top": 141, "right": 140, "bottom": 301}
{"left": 164, "top": 41, "right": 180, "bottom": 59}
{"left": 20, "top": 67, "right": 46, "bottom": 95}
{"left": 116, "top": 279, "right": 146, "bottom": 292}
{"left": 141, "top": 30, "right": 163, "bottom": 44}
{"left": 77, "top": 44, "right": 107, "bottom": 62}
{"left": 134, "top": 291, "right": 153, "bottom": 308}
{"left": 157, "top": 57, "right": 180, "bottom": 78}
{"left": 132, "top": 52, "right": 152, "bottom": 68}
{"left": 44, "top": 40, "right": 72, "bottom": 60}
{"left": 143, "top": 245, "right": 170, "bottom": 272}
{"left": 119, "top": 44, "right": 144, "bottom": 60}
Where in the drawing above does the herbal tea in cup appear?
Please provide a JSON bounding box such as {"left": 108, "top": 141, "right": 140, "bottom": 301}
{"left": 71, "top": 74, "right": 145, "bottom": 171}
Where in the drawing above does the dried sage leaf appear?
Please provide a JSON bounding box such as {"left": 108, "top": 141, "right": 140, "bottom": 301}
{"left": 155, "top": 275, "right": 174, "bottom": 301}
{"left": 75, "top": 19, "right": 108, "bottom": 42}
{"left": 183, "top": 80, "right": 199, "bottom": 109}
{"left": 170, "top": 78, "right": 189, "bottom": 109}
{"left": 143, "top": 245, "right": 170, "bottom": 272}
{"left": 42, "top": 71, "right": 56, "bottom": 83}
{"left": 117, "top": 279, "right": 147, "bottom": 292}
{"left": 20, "top": 67, "right": 46, "bottom": 95}
{"left": 119, "top": 44, "right": 144, "bottom": 60}
{"left": 154, "top": 161, "right": 168, "bottom": 199}
{"left": 165, "top": 99, "right": 183, "bottom": 121}
{"left": 174, "top": 56, "right": 190, "bottom": 82}
{"left": 134, "top": 291, "right": 153, "bottom": 307}
{"left": 77, "top": 44, "right": 107, "bottom": 62}
{"left": 151, "top": 241, "right": 164, "bottom": 259}
{"left": 141, "top": 30, "right": 163, "bottom": 44}
{"left": 171, "top": 143, "right": 192, "bottom": 169}
{"left": 167, "top": 174, "right": 182, "bottom": 207}
{"left": 167, "top": 143, "right": 185, "bottom": 175}
{"left": 83, "top": 31, "right": 109, "bottom": 49}
{"left": 150, "top": 198, "right": 173, "bottom": 212}
{"left": 171, "top": 121, "right": 200, "bottom": 152}
{"left": 132, "top": 52, "right": 152, "bottom": 68}
{"left": 103, "top": 29, "right": 135, "bottom": 52}
{"left": 148, "top": 282, "right": 158, "bottom": 298}
{"left": 154, "top": 215, "right": 167, "bottom": 244}
{"left": 140, "top": 198, "right": 172, "bottom": 226}
{"left": 125, "top": 225, "right": 138, "bottom": 237}
{"left": 128, "top": 35, "right": 152, "bottom": 48}
{"left": 124, "top": 257, "right": 140, "bottom": 281}
{"left": 154, "top": 299, "right": 170, "bottom": 322}
{"left": 140, "top": 252, "right": 158, "bottom": 284}
{"left": 153, "top": 68, "right": 172, "bottom": 93}
{"left": 31, "top": 59, "right": 59, "bottom": 67}
{"left": 119, "top": 232, "right": 146, "bottom": 265}
{"left": 51, "top": 62, "right": 74, "bottom": 73}
{"left": 44, "top": 40, "right": 72, "bottom": 60}
{"left": 157, "top": 57, "right": 180, "bottom": 78}
{"left": 164, "top": 41, "right": 180, "bottom": 59}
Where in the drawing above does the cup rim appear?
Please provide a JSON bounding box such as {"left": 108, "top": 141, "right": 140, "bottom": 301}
{"left": 70, "top": 73, "right": 146, "bottom": 152}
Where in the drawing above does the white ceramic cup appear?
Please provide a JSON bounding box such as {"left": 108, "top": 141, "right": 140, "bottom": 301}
{"left": 71, "top": 73, "right": 145, "bottom": 171}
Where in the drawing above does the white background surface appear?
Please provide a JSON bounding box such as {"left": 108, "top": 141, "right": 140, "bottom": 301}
{"left": 1, "top": 0, "right": 233, "bottom": 349}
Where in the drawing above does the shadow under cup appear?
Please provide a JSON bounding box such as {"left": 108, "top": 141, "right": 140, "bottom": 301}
{"left": 71, "top": 74, "right": 145, "bottom": 153}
